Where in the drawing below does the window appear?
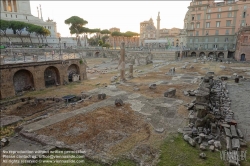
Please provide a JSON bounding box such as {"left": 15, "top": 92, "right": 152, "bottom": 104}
{"left": 244, "top": 6, "right": 247, "bottom": 10}
{"left": 226, "top": 29, "right": 229, "bottom": 35}
{"left": 199, "top": 1, "right": 202, "bottom": 5}
{"left": 218, "top": 8, "right": 221, "bottom": 12}
{"left": 190, "top": 32, "right": 193, "bottom": 36}
{"left": 228, "top": 12, "right": 232, "bottom": 17}
{"left": 206, "top": 22, "right": 210, "bottom": 28}
{"left": 229, "top": 7, "right": 232, "bottom": 11}
{"left": 6, "top": 14, "right": 7, "bottom": 17}
{"left": 197, "top": 14, "right": 201, "bottom": 20}
{"left": 208, "top": 9, "right": 211, "bottom": 13}
{"left": 244, "top": 36, "right": 248, "bottom": 42}
{"left": 196, "top": 31, "right": 199, "bottom": 36}
{"left": 16, "top": 15, "right": 17, "bottom": 18}
{"left": 196, "top": 23, "right": 200, "bottom": 28}
{"left": 243, "top": 12, "right": 246, "bottom": 18}
{"left": 215, "top": 38, "right": 218, "bottom": 42}
{"left": 191, "top": 23, "right": 194, "bottom": 29}
{"left": 217, "top": 14, "right": 221, "bottom": 18}
{"left": 242, "top": 20, "right": 245, "bottom": 26}
{"left": 190, "top": 39, "right": 193, "bottom": 43}
{"left": 195, "top": 38, "right": 198, "bottom": 42}
{"left": 207, "top": 14, "right": 211, "bottom": 19}
{"left": 206, "top": 31, "right": 209, "bottom": 35}
{"left": 225, "top": 37, "right": 229, "bottom": 42}
{"left": 215, "top": 30, "right": 219, "bottom": 35}
{"left": 192, "top": 15, "right": 195, "bottom": 21}
{"left": 216, "top": 21, "right": 220, "bottom": 27}
{"left": 226, "top": 20, "right": 231, "bottom": 26}
{"left": 198, "top": 7, "right": 201, "bottom": 10}
{"left": 26, "top": 16, "right": 27, "bottom": 19}
{"left": 11, "top": 14, "right": 12, "bottom": 18}
{"left": 205, "top": 38, "right": 208, "bottom": 42}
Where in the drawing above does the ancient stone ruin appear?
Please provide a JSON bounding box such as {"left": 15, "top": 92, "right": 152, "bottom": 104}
{"left": 180, "top": 73, "right": 247, "bottom": 165}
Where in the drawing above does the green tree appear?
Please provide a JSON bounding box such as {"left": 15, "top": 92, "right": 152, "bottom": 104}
{"left": 25, "top": 23, "right": 36, "bottom": 45}
{"left": 30, "top": 25, "right": 43, "bottom": 44}
{"left": 41, "top": 28, "right": 51, "bottom": 44}
{"left": 98, "top": 40, "right": 103, "bottom": 46}
{"left": 100, "top": 29, "right": 110, "bottom": 35}
{"left": 65, "top": 16, "right": 88, "bottom": 46}
{"left": 102, "top": 43, "right": 110, "bottom": 48}
{"left": 0, "top": 20, "right": 11, "bottom": 42}
{"left": 9, "top": 20, "right": 27, "bottom": 43}
{"left": 101, "top": 35, "right": 109, "bottom": 44}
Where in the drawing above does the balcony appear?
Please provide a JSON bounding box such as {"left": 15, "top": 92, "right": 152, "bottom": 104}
{"left": 186, "top": 28, "right": 195, "bottom": 31}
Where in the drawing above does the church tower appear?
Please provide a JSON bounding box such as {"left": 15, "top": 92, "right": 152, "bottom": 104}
{"left": 156, "top": 12, "right": 160, "bottom": 40}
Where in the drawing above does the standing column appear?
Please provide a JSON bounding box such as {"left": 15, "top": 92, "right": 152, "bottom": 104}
{"left": 129, "top": 64, "right": 133, "bottom": 78}
{"left": 119, "top": 42, "right": 125, "bottom": 81}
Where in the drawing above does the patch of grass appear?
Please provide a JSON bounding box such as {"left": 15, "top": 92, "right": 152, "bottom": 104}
{"left": 0, "top": 125, "right": 17, "bottom": 139}
{"left": 112, "top": 159, "right": 137, "bottom": 166}
{"left": 158, "top": 133, "right": 226, "bottom": 166}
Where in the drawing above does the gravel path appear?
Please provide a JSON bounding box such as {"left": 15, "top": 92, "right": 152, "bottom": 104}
{"left": 227, "top": 80, "right": 250, "bottom": 141}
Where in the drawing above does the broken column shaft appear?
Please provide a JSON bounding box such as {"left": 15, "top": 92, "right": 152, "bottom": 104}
{"left": 120, "top": 42, "right": 125, "bottom": 81}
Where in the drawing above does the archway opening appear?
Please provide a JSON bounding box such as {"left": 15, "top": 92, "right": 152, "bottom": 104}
{"left": 191, "top": 52, "right": 196, "bottom": 57}
{"left": 94, "top": 52, "right": 99, "bottom": 57}
{"left": 13, "top": 69, "right": 34, "bottom": 93}
{"left": 68, "top": 64, "right": 80, "bottom": 82}
{"left": 218, "top": 52, "right": 224, "bottom": 58}
{"left": 240, "top": 54, "right": 246, "bottom": 61}
{"left": 199, "top": 52, "right": 205, "bottom": 57}
{"left": 208, "top": 52, "right": 214, "bottom": 58}
{"left": 44, "top": 66, "right": 60, "bottom": 87}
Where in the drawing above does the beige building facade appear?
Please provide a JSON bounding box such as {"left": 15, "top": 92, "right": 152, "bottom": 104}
{"left": 185, "top": 0, "right": 250, "bottom": 59}
{"left": 140, "top": 13, "right": 187, "bottom": 49}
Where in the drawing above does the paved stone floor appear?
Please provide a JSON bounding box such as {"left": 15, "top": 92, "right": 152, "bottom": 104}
{"left": 228, "top": 80, "right": 250, "bottom": 141}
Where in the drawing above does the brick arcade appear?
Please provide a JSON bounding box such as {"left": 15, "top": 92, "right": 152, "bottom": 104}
{"left": 0, "top": 59, "right": 87, "bottom": 99}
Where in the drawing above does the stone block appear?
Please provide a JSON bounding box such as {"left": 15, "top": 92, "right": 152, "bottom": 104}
{"left": 164, "top": 88, "right": 176, "bottom": 97}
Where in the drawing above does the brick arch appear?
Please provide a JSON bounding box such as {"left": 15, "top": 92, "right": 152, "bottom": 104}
{"left": 13, "top": 69, "right": 34, "bottom": 92}
{"left": 199, "top": 52, "right": 205, "bottom": 57}
{"left": 68, "top": 64, "right": 80, "bottom": 82}
{"left": 208, "top": 52, "right": 215, "bottom": 58}
{"left": 94, "top": 51, "right": 100, "bottom": 57}
{"left": 191, "top": 52, "right": 196, "bottom": 57}
{"left": 218, "top": 52, "right": 224, "bottom": 58}
{"left": 44, "top": 66, "right": 60, "bottom": 87}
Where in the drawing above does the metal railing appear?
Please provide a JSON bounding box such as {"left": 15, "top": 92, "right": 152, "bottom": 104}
{"left": 0, "top": 53, "right": 81, "bottom": 64}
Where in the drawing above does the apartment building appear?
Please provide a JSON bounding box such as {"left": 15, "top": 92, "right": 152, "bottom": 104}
{"left": 184, "top": 0, "right": 250, "bottom": 59}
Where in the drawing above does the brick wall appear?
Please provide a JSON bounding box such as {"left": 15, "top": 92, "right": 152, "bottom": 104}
{"left": 0, "top": 59, "right": 87, "bottom": 99}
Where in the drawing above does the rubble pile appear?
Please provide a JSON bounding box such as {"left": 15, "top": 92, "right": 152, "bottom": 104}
{"left": 180, "top": 73, "right": 247, "bottom": 165}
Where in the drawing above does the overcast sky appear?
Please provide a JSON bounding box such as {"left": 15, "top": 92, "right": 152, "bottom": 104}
{"left": 30, "top": 1, "right": 192, "bottom": 37}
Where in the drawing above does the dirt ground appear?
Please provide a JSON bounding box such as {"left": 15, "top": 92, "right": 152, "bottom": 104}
{"left": 36, "top": 104, "right": 152, "bottom": 156}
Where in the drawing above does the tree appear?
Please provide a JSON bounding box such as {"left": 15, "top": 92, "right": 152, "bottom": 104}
{"left": 65, "top": 16, "right": 88, "bottom": 46}
{"left": 41, "top": 28, "right": 51, "bottom": 44}
{"left": 98, "top": 40, "right": 103, "bottom": 46}
{"left": 25, "top": 23, "right": 36, "bottom": 44}
{"left": 9, "top": 21, "right": 27, "bottom": 43}
{"left": 0, "top": 20, "right": 11, "bottom": 42}
{"left": 102, "top": 43, "right": 110, "bottom": 48}
{"left": 100, "top": 29, "right": 110, "bottom": 35}
{"left": 30, "top": 25, "right": 43, "bottom": 44}
{"left": 101, "top": 35, "right": 109, "bottom": 44}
